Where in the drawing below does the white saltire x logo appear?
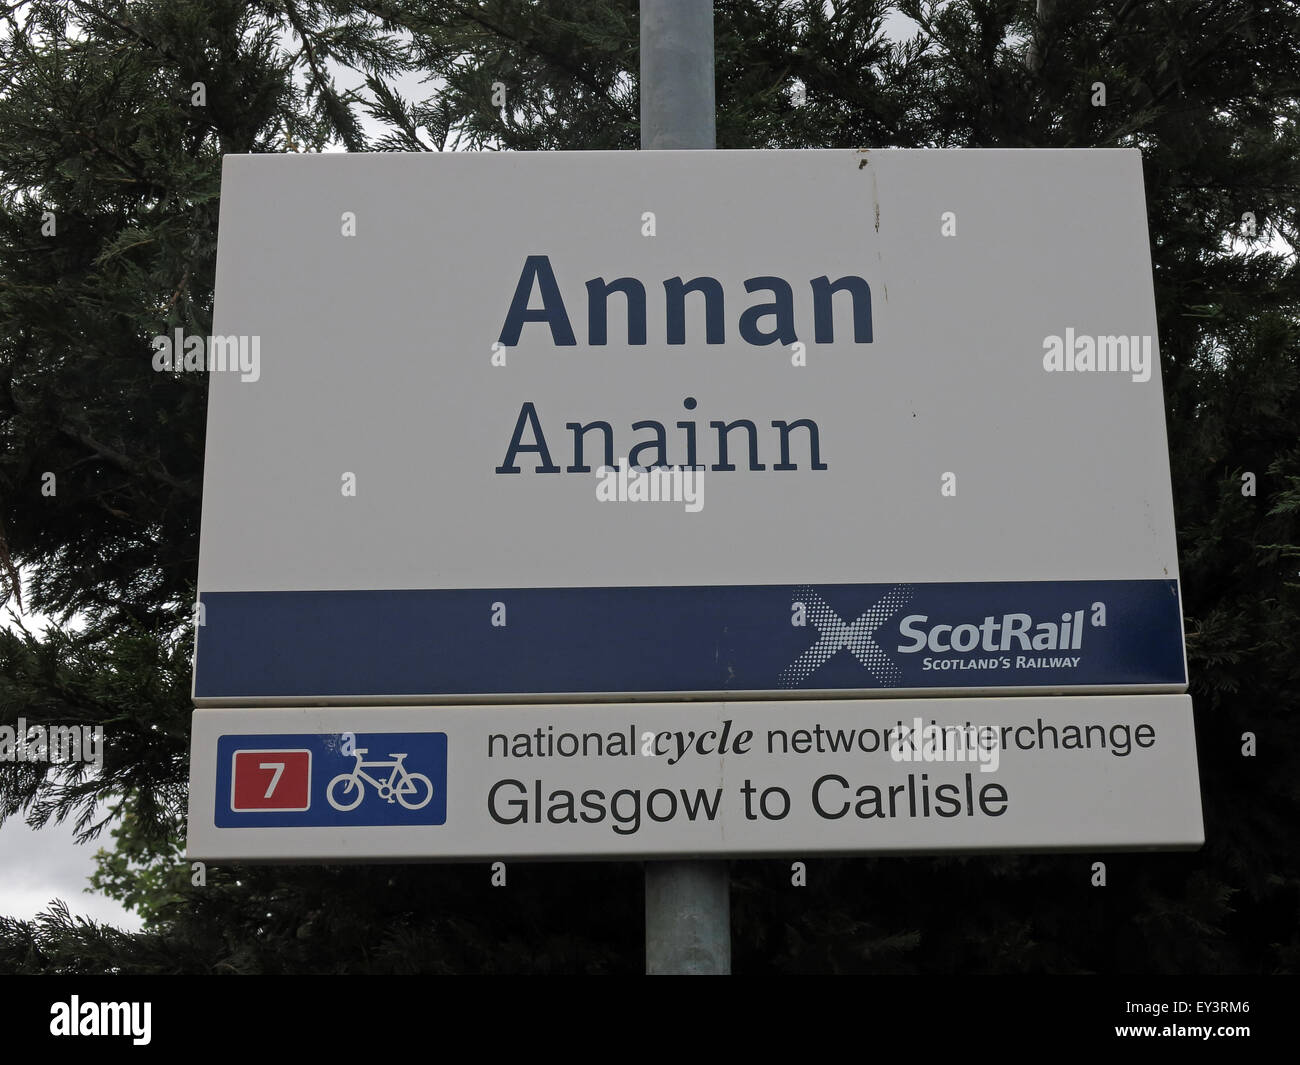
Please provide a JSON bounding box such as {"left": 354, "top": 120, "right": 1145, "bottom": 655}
{"left": 778, "top": 585, "right": 913, "bottom": 687}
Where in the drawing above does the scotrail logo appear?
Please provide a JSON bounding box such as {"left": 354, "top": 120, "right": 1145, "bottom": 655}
{"left": 779, "top": 586, "right": 913, "bottom": 687}
{"left": 779, "top": 587, "right": 1109, "bottom": 686}
{"left": 898, "top": 604, "right": 1105, "bottom": 673}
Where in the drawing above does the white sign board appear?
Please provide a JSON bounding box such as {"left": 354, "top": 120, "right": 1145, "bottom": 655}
{"left": 186, "top": 695, "right": 1203, "bottom": 861}
{"left": 194, "top": 148, "right": 1185, "bottom": 703}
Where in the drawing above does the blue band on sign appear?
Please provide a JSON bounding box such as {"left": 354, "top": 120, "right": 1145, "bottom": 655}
{"left": 193, "top": 580, "right": 1185, "bottom": 700}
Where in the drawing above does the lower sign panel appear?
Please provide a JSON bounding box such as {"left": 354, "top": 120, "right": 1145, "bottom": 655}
{"left": 186, "top": 696, "right": 1203, "bottom": 861}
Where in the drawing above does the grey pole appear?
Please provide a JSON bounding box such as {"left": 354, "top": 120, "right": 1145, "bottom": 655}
{"left": 645, "top": 856, "right": 730, "bottom": 974}
{"left": 639, "top": 0, "right": 730, "bottom": 975}
{"left": 640, "top": 0, "right": 716, "bottom": 150}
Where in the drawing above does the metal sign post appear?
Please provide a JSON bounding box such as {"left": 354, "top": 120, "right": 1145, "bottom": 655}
{"left": 639, "top": 0, "right": 730, "bottom": 975}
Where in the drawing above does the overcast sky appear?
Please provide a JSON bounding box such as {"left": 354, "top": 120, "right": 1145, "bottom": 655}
{"left": 0, "top": 811, "right": 143, "bottom": 930}
{"left": 1, "top": 589, "right": 142, "bottom": 931}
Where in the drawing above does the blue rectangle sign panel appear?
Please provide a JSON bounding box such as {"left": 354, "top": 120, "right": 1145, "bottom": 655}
{"left": 214, "top": 732, "right": 447, "bottom": 827}
{"left": 194, "top": 579, "right": 1185, "bottom": 701}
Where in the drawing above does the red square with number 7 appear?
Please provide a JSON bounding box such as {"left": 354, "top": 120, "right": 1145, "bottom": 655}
{"left": 231, "top": 749, "right": 312, "bottom": 811}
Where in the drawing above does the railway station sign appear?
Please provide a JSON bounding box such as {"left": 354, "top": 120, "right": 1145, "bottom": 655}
{"left": 194, "top": 148, "right": 1185, "bottom": 703}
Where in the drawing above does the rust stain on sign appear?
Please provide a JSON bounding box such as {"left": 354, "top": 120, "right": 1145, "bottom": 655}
{"left": 856, "top": 149, "right": 885, "bottom": 275}
{"left": 855, "top": 151, "right": 881, "bottom": 231}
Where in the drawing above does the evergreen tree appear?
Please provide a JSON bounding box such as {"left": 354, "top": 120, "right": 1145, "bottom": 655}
{"left": 1, "top": 0, "right": 1296, "bottom": 974}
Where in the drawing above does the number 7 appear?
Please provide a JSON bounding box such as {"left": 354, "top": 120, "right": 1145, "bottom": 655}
{"left": 260, "top": 762, "right": 285, "bottom": 799}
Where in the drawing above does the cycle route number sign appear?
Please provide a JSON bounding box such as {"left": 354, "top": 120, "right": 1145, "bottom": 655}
{"left": 216, "top": 732, "right": 447, "bottom": 828}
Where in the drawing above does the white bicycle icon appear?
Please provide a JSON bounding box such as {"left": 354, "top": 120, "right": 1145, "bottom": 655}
{"left": 327, "top": 748, "right": 434, "bottom": 811}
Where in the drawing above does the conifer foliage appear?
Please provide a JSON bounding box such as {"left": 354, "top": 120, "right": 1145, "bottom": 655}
{"left": 1, "top": 0, "right": 1297, "bottom": 973}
